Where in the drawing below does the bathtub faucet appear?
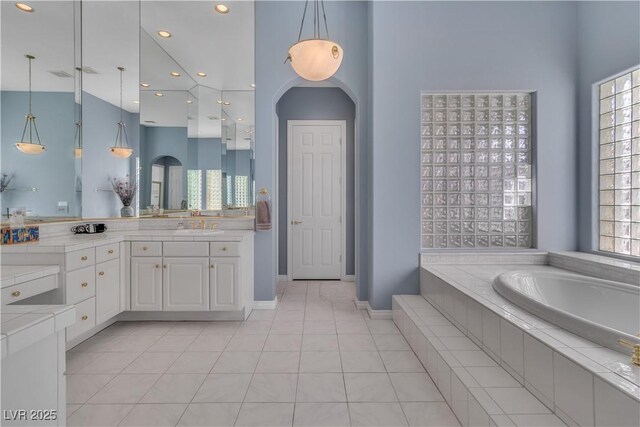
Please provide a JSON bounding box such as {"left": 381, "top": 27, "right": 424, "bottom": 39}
{"left": 618, "top": 339, "right": 640, "bottom": 366}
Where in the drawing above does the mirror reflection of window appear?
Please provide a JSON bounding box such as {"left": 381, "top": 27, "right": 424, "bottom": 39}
{"left": 187, "top": 170, "right": 202, "bottom": 210}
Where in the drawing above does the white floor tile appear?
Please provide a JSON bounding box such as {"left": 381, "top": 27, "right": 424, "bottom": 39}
{"left": 235, "top": 402, "right": 294, "bottom": 426}
{"left": 67, "top": 374, "right": 115, "bottom": 404}
{"left": 344, "top": 373, "right": 398, "bottom": 402}
{"left": 264, "top": 334, "right": 303, "bottom": 352}
{"left": 338, "top": 334, "right": 377, "bottom": 351}
{"left": 167, "top": 351, "right": 221, "bottom": 374}
{"left": 177, "top": 403, "right": 241, "bottom": 426}
{"left": 244, "top": 373, "right": 298, "bottom": 402}
{"left": 302, "top": 334, "right": 339, "bottom": 351}
{"left": 212, "top": 351, "right": 260, "bottom": 373}
{"left": 402, "top": 402, "right": 461, "bottom": 426}
{"left": 296, "top": 373, "right": 346, "bottom": 402}
{"left": 348, "top": 402, "right": 408, "bottom": 426}
{"left": 140, "top": 373, "right": 206, "bottom": 403}
{"left": 67, "top": 403, "right": 134, "bottom": 426}
{"left": 187, "top": 334, "right": 232, "bottom": 351}
{"left": 372, "top": 334, "right": 411, "bottom": 351}
{"left": 119, "top": 403, "right": 187, "bottom": 426}
{"left": 256, "top": 351, "right": 301, "bottom": 373}
{"left": 193, "top": 373, "right": 252, "bottom": 403}
{"left": 76, "top": 352, "right": 141, "bottom": 374}
{"left": 122, "top": 352, "right": 181, "bottom": 374}
{"left": 225, "top": 334, "right": 267, "bottom": 351}
{"left": 340, "top": 351, "right": 386, "bottom": 373}
{"left": 88, "top": 374, "right": 160, "bottom": 404}
{"left": 389, "top": 373, "right": 443, "bottom": 402}
{"left": 299, "top": 351, "right": 342, "bottom": 373}
{"left": 293, "top": 402, "right": 350, "bottom": 426}
{"left": 147, "top": 335, "right": 197, "bottom": 352}
{"left": 485, "top": 388, "right": 551, "bottom": 415}
{"left": 380, "top": 351, "right": 426, "bottom": 372}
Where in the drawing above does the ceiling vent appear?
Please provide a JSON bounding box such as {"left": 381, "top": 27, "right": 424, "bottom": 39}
{"left": 49, "top": 70, "right": 73, "bottom": 78}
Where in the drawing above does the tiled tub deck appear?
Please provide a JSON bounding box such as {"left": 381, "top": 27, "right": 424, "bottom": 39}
{"left": 392, "top": 252, "right": 640, "bottom": 427}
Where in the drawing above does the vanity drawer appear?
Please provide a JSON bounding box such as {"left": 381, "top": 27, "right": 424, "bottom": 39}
{"left": 66, "top": 297, "right": 96, "bottom": 341}
{"left": 210, "top": 242, "right": 240, "bottom": 257}
{"left": 163, "top": 242, "right": 209, "bottom": 257}
{"left": 2, "top": 275, "right": 57, "bottom": 304}
{"left": 66, "top": 266, "right": 96, "bottom": 305}
{"left": 96, "top": 243, "right": 119, "bottom": 264}
{"left": 131, "top": 242, "right": 162, "bottom": 257}
{"left": 66, "top": 248, "right": 95, "bottom": 272}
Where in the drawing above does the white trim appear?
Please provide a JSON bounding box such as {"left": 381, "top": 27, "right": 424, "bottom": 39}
{"left": 277, "top": 275, "right": 288, "bottom": 282}
{"left": 287, "top": 120, "right": 347, "bottom": 281}
{"left": 253, "top": 296, "right": 278, "bottom": 310}
{"left": 354, "top": 299, "right": 368, "bottom": 310}
{"left": 343, "top": 275, "right": 356, "bottom": 282}
{"left": 366, "top": 303, "right": 393, "bottom": 320}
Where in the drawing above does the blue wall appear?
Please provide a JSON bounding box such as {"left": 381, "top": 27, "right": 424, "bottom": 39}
{"left": 576, "top": 1, "right": 640, "bottom": 252}
{"left": 276, "top": 87, "right": 356, "bottom": 276}
{"left": 255, "top": 0, "right": 371, "bottom": 302}
{"left": 82, "top": 92, "right": 139, "bottom": 218}
{"left": 1, "top": 91, "right": 78, "bottom": 217}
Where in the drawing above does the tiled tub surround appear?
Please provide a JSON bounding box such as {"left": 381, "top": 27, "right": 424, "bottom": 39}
{"left": 395, "top": 251, "right": 640, "bottom": 426}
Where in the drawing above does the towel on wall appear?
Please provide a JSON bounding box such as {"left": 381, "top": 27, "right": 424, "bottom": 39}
{"left": 256, "top": 199, "right": 272, "bottom": 231}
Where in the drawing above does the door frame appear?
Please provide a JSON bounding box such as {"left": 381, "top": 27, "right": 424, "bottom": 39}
{"left": 287, "top": 119, "right": 347, "bottom": 281}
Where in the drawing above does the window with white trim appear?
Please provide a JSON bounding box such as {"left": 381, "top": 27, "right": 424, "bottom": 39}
{"left": 598, "top": 67, "right": 640, "bottom": 257}
{"left": 187, "top": 169, "right": 202, "bottom": 210}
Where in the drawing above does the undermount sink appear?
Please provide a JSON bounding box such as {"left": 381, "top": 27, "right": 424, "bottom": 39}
{"left": 172, "top": 229, "right": 223, "bottom": 236}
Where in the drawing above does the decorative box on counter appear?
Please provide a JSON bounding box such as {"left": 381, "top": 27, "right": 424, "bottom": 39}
{"left": 1, "top": 225, "right": 40, "bottom": 245}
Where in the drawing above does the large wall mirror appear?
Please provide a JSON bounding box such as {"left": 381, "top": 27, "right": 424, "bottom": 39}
{"left": 1, "top": 1, "right": 81, "bottom": 221}
{"left": 139, "top": 0, "right": 255, "bottom": 217}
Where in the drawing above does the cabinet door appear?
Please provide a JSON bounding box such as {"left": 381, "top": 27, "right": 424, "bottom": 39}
{"left": 131, "top": 257, "right": 163, "bottom": 311}
{"left": 163, "top": 257, "right": 209, "bottom": 311}
{"left": 96, "top": 259, "right": 121, "bottom": 324}
{"left": 210, "top": 257, "right": 241, "bottom": 311}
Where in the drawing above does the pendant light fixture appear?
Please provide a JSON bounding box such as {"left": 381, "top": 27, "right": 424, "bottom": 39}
{"left": 286, "top": 0, "right": 343, "bottom": 81}
{"left": 109, "top": 66, "right": 133, "bottom": 159}
{"left": 15, "top": 54, "right": 46, "bottom": 154}
{"left": 74, "top": 122, "right": 82, "bottom": 158}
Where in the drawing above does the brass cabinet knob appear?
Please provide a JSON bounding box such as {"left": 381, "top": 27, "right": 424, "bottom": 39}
{"left": 11, "top": 290, "right": 21, "bottom": 297}
{"left": 98, "top": 271, "right": 105, "bottom": 276}
{"left": 81, "top": 315, "right": 88, "bottom": 321}
{"left": 142, "top": 246, "right": 148, "bottom": 251}
{"left": 155, "top": 264, "right": 160, "bottom": 269}
{"left": 222, "top": 247, "right": 227, "bottom": 251}
{"left": 163, "top": 265, "right": 167, "bottom": 269}
{"left": 81, "top": 282, "right": 88, "bottom": 288}
{"left": 108, "top": 249, "right": 114, "bottom": 254}
{"left": 81, "top": 256, "right": 88, "bottom": 261}
{"left": 210, "top": 264, "right": 215, "bottom": 269}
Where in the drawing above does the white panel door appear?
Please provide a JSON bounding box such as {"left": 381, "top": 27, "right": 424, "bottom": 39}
{"left": 95, "top": 259, "right": 121, "bottom": 324}
{"left": 163, "top": 257, "right": 209, "bottom": 311}
{"left": 130, "top": 257, "right": 162, "bottom": 311}
{"left": 168, "top": 165, "right": 183, "bottom": 209}
{"left": 289, "top": 121, "right": 343, "bottom": 280}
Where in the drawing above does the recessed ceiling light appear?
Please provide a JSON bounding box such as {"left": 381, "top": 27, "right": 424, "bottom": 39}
{"left": 154, "top": 92, "right": 164, "bottom": 97}
{"left": 170, "top": 71, "right": 181, "bottom": 77}
{"left": 215, "top": 4, "right": 230, "bottom": 14}
{"left": 157, "top": 30, "right": 172, "bottom": 38}
{"left": 237, "top": 117, "right": 243, "bottom": 121}
{"left": 140, "top": 83, "right": 150, "bottom": 88}
{"left": 133, "top": 100, "right": 139, "bottom": 104}
{"left": 15, "top": 3, "right": 34, "bottom": 12}
{"left": 187, "top": 100, "right": 193, "bottom": 104}
{"left": 221, "top": 118, "right": 226, "bottom": 121}
{"left": 250, "top": 83, "right": 255, "bottom": 88}
{"left": 223, "top": 101, "right": 231, "bottom": 105}
{"left": 197, "top": 72, "right": 207, "bottom": 77}
{"left": 216, "top": 100, "right": 223, "bottom": 104}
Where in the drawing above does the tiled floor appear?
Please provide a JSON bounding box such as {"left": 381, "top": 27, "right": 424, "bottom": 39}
{"left": 66, "top": 281, "right": 459, "bottom": 426}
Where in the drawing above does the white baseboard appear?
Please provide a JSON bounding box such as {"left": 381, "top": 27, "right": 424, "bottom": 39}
{"left": 277, "top": 275, "right": 288, "bottom": 282}
{"left": 354, "top": 299, "right": 368, "bottom": 310}
{"left": 253, "top": 296, "right": 278, "bottom": 310}
{"left": 342, "top": 275, "right": 356, "bottom": 282}
{"left": 366, "top": 303, "right": 393, "bottom": 320}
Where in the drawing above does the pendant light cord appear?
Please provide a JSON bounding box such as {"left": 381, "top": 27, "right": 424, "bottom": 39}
{"left": 297, "top": 0, "right": 309, "bottom": 42}
{"left": 28, "top": 56, "right": 32, "bottom": 115}
{"left": 297, "top": 0, "right": 329, "bottom": 41}
{"left": 119, "top": 67, "right": 123, "bottom": 124}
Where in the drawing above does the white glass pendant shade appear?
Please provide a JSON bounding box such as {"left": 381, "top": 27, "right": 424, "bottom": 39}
{"left": 109, "top": 147, "right": 133, "bottom": 158}
{"left": 16, "top": 141, "right": 45, "bottom": 154}
{"left": 288, "top": 39, "right": 343, "bottom": 81}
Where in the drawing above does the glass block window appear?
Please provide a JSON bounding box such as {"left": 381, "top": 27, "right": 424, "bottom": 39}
{"left": 421, "top": 92, "right": 533, "bottom": 249}
{"left": 598, "top": 68, "right": 640, "bottom": 257}
{"left": 226, "top": 177, "right": 232, "bottom": 206}
{"left": 235, "top": 175, "right": 249, "bottom": 207}
{"left": 187, "top": 169, "right": 202, "bottom": 210}
{"left": 206, "top": 170, "right": 222, "bottom": 210}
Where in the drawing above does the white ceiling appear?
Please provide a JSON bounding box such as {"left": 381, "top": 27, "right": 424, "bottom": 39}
{"left": 2, "top": 0, "right": 254, "bottom": 148}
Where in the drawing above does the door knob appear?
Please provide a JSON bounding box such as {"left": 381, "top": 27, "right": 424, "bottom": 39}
{"left": 291, "top": 220, "right": 302, "bottom": 225}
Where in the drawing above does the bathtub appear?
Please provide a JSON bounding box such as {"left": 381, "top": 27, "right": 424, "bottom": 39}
{"left": 493, "top": 269, "right": 640, "bottom": 354}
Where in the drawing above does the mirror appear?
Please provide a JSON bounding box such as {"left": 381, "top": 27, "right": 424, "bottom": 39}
{"left": 81, "top": 0, "right": 140, "bottom": 218}
{"left": 139, "top": 0, "right": 255, "bottom": 217}
{"left": 1, "top": 1, "right": 81, "bottom": 221}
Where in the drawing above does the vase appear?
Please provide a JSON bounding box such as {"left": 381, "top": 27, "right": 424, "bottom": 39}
{"left": 120, "top": 206, "right": 134, "bottom": 217}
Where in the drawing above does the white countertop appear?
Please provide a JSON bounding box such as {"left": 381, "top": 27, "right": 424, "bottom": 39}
{"left": 1, "top": 304, "right": 75, "bottom": 357}
{"left": 1, "top": 265, "right": 60, "bottom": 289}
{"left": 0, "top": 229, "right": 255, "bottom": 253}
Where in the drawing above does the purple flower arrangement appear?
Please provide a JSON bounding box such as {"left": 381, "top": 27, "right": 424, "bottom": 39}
{"left": 110, "top": 175, "right": 137, "bottom": 207}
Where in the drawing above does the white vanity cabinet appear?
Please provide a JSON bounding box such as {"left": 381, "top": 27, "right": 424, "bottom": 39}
{"left": 130, "top": 257, "right": 163, "bottom": 311}
{"left": 210, "top": 257, "right": 240, "bottom": 310}
{"left": 95, "top": 258, "right": 120, "bottom": 324}
{"left": 163, "top": 257, "right": 210, "bottom": 311}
